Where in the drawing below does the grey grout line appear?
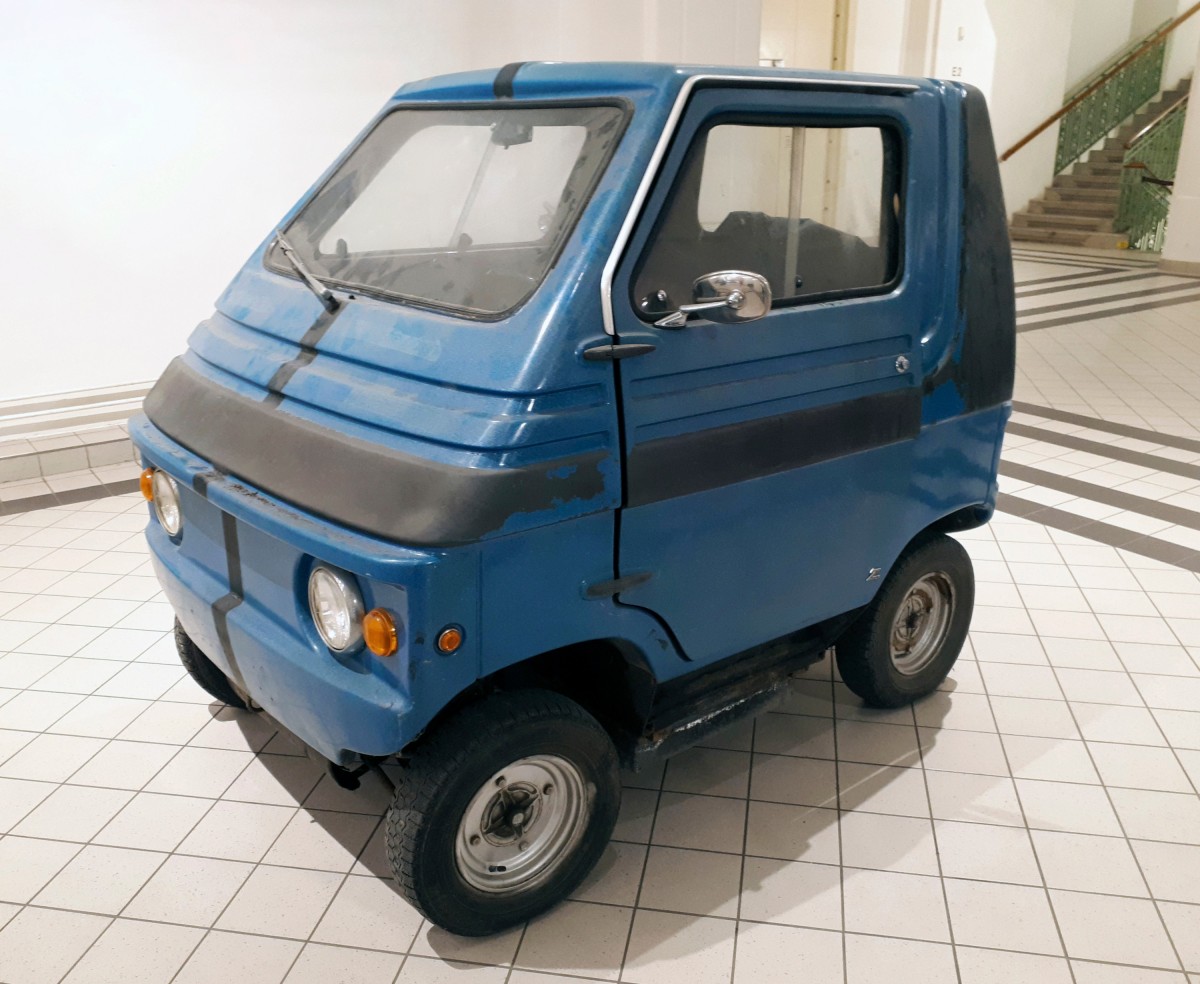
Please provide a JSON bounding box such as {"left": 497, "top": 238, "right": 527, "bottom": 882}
{"left": 829, "top": 665, "right": 850, "bottom": 984}
{"left": 612, "top": 733, "right": 666, "bottom": 984}
{"left": 978, "top": 538, "right": 1079, "bottom": 981}
{"left": 11, "top": 892, "right": 1200, "bottom": 973}
{"left": 911, "top": 688, "right": 964, "bottom": 983}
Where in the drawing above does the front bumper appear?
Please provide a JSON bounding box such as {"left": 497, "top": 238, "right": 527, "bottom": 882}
{"left": 148, "top": 524, "right": 409, "bottom": 764}
{"left": 131, "top": 414, "right": 475, "bottom": 765}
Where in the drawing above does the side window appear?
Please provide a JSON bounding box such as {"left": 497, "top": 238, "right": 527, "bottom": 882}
{"left": 633, "top": 121, "right": 901, "bottom": 318}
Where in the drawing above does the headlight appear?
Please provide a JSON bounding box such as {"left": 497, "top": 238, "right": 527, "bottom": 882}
{"left": 151, "top": 470, "right": 183, "bottom": 536}
{"left": 308, "top": 566, "right": 364, "bottom": 651}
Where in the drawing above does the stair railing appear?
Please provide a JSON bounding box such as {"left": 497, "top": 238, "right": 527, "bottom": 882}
{"left": 1000, "top": 2, "right": 1199, "bottom": 169}
{"left": 1117, "top": 94, "right": 1189, "bottom": 250}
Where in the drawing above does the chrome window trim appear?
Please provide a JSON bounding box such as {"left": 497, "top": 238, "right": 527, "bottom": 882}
{"left": 599, "top": 73, "right": 919, "bottom": 336}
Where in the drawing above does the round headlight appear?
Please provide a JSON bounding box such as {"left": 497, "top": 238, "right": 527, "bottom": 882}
{"left": 308, "top": 567, "right": 364, "bottom": 652}
{"left": 151, "top": 470, "right": 183, "bottom": 536}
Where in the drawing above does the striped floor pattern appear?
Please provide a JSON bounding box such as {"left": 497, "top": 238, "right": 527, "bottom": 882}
{"left": 1006, "top": 247, "right": 1200, "bottom": 574}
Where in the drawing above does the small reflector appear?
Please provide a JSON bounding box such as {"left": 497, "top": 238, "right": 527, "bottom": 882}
{"left": 362, "top": 609, "right": 398, "bottom": 657}
{"left": 437, "top": 626, "right": 464, "bottom": 654}
{"left": 139, "top": 468, "right": 155, "bottom": 501}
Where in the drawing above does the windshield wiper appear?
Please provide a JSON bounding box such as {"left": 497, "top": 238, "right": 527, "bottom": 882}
{"left": 273, "top": 231, "right": 340, "bottom": 312}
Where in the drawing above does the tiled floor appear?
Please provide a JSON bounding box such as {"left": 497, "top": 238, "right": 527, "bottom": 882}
{"left": 1, "top": 244, "right": 1199, "bottom": 983}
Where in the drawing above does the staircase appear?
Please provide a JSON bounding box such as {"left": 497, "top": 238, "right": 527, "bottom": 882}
{"left": 1010, "top": 76, "right": 1191, "bottom": 248}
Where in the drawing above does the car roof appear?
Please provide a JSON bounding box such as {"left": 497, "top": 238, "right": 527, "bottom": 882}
{"left": 393, "top": 61, "right": 943, "bottom": 104}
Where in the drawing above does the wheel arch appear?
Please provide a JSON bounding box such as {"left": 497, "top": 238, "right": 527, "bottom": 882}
{"left": 402, "top": 638, "right": 658, "bottom": 760}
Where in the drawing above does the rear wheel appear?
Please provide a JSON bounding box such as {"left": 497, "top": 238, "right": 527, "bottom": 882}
{"left": 385, "top": 689, "right": 620, "bottom": 936}
{"left": 835, "top": 533, "right": 974, "bottom": 707}
{"left": 174, "top": 619, "right": 254, "bottom": 710}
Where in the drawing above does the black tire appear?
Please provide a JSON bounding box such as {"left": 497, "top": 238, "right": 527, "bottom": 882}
{"left": 385, "top": 689, "right": 621, "bottom": 936}
{"left": 835, "top": 533, "right": 974, "bottom": 708}
{"left": 174, "top": 619, "right": 253, "bottom": 710}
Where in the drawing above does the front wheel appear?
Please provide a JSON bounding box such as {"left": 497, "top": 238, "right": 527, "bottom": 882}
{"left": 385, "top": 689, "right": 620, "bottom": 936}
{"left": 835, "top": 533, "right": 974, "bottom": 707}
{"left": 174, "top": 619, "right": 255, "bottom": 710}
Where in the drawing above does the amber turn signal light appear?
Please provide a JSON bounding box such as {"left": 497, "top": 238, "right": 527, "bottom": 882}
{"left": 362, "top": 608, "right": 398, "bottom": 657}
{"left": 139, "top": 468, "right": 155, "bottom": 501}
{"left": 436, "top": 625, "right": 464, "bottom": 654}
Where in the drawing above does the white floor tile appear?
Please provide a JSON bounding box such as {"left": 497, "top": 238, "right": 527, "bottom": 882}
{"left": 1132, "top": 840, "right": 1200, "bottom": 904}
{"left": 33, "top": 844, "right": 166, "bottom": 915}
{"left": 1031, "top": 829, "right": 1149, "bottom": 896}
{"left": 0, "top": 907, "right": 109, "bottom": 984}
{"left": 61, "top": 918, "right": 203, "bottom": 984}
{"left": 733, "top": 922, "right": 842, "bottom": 984}
{"left": 174, "top": 931, "right": 300, "bottom": 984}
{"left": 514, "top": 900, "right": 632, "bottom": 981}
{"left": 216, "top": 865, "right": 345, "bottom": 940}
{"left": 123, "top": 854, "right": 253, "bottom": 926}
{"left": 284, "top": 943, "right": 402, "bottom": 984}
{"left": 944, "top": 877, "right": 1063, "bottom": 955}
{"left": 843, "top": 868, "right": 950, "bottom": 942}
{"left": 1051, "top": 889, "right": 1180, "bottom": 968}
{"left": 638, "top": 845, "right": 739, "bottom": 918}
{"left": 622, "top": 909, "right": 736, "bottom": 984}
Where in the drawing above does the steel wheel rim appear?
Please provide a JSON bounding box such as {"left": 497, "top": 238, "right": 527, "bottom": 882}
{"left": 455, "top": 754, "right": 588, "bottom": 894}
{"left": 889, "top": 571, "right": 955, "bottom": 676}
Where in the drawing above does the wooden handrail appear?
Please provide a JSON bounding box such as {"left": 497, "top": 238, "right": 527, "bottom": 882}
{"left": 999, "top": 1, "right": 1200, "bottom": 162}
{"left": 1125, "top": 91, "right": 1189, "bottom": 148}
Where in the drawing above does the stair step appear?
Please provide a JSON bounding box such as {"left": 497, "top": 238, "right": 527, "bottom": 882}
{"left": 1009, "top": 226, "right": 1127, "bottom": 249}
{"left": 1012, "top": 211, "right": 1112, "bottom": 231}
{"left": 1074, "top": 161, "right": 1123, "bottom": 176}
{"left": 1029, "top": 199, "right": 1117, "bottom": 217}
{"left": 1044, "top": 187, "right": 1120, "bottom": 204}
{"left": 1054, "top": 173, "right": 1122, "bottom": 190}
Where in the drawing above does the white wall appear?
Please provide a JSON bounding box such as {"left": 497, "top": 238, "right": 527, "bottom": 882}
{"left": 0, "top": 0, "right": 761, "bottom": 403}
{"left": 1163, "top": 0, "right": 1200, "bottom": 90}
{"left": 987, "top": 0, "right": 1078, "bottom": 216}
{"left": 1161, "top": 27, "right": 1200, "bottom": 266}
{"left": 1065, "top": 0, "right": 1135, "bottom": 91}
{"left": 760, "top": 0, "right": 837, "bottom": 70}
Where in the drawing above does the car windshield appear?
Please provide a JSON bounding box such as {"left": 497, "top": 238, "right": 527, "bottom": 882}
{"left": 266, "top": 103, "right": 626, "bottom": 318}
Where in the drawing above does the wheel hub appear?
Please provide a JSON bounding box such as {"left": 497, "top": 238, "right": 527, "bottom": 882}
{"left": 888, "top": 571, "right": 955, "bottom": 676}
{"left": 455, "top": 755, "right": 587, "bottom": 894}
{"left": 480, "top": 780, "right": 543, "bottom": 844}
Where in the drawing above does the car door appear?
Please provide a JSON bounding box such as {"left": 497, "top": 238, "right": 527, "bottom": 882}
{"left": 611, "top": 80, "right": 943, "bottom": 667}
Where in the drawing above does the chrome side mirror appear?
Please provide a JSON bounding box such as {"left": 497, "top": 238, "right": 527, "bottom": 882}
{"left": 654, "top": 270, "right": 772, "bottom": 329}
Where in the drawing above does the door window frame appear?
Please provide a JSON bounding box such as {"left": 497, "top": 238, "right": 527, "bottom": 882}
{"left": 599, "top": 75, "right": 921, "bottom": 336}
{"left": 628, "top": 112, "right": 907, "bottom": 322}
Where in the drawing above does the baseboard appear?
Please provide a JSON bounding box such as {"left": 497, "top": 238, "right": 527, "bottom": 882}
{"left": 1158, "top": 258, "right": 1200, "bottom": 278}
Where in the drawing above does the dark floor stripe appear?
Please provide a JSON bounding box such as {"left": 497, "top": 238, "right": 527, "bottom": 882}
{"left": 1012, "top": 247, "right": 1157, "bottom": 267}
{"left": 1001, "top": 461, "right": 1200, "bottom": 531}
{"left": 1006, "top": 421, "right": 1200, "bottom": 482}
{"left": 1012, "top": 254, "right": 1121, "bottom": 272}
{"left": 1015, "top": 268, "right": 1141, "bottom": 289}
{"left": 1019, "top": 279, "right": 1200, "bottom": 318}
{"left": 997, "top": 493, "right": 1200, "bottom": 573}
{"left": 0, "top": 478, "right": 141, "bottom": 516}
{"left": 1016, "top": 270, "right": 1166, "bottom": 299}
{"left": 1016, "top": 290, "right": 1200, "bottom": 331}
{"left": 1011, "top": 402, "right": 1200, "bottom": 455}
